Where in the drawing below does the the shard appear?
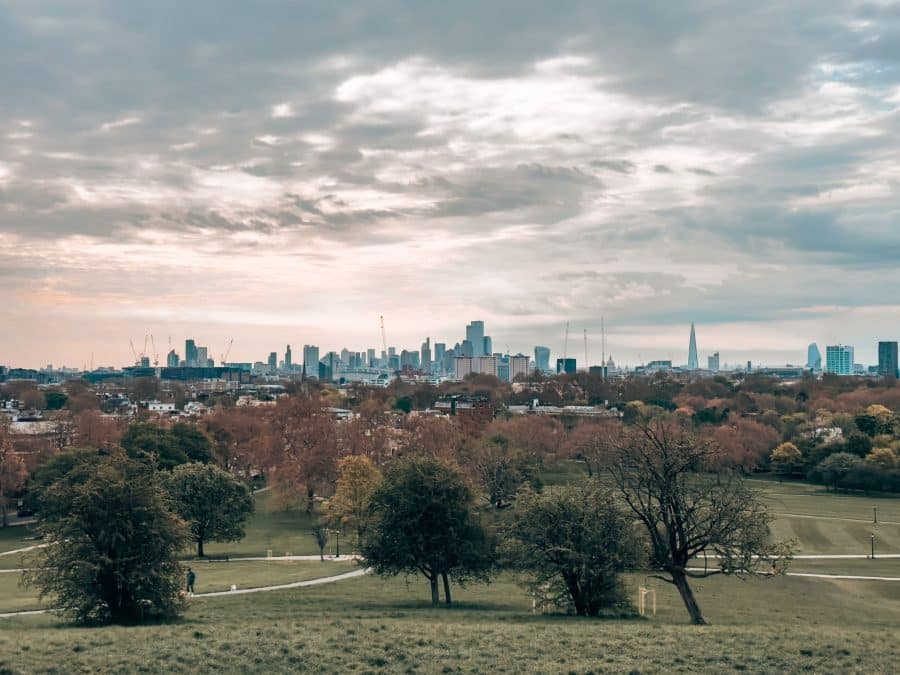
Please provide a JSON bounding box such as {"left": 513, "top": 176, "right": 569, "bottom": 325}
{"left": 688, "top": 322, "right": 699, "bottom": 370}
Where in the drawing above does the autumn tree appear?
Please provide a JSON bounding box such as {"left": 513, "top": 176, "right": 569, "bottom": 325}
{"left": 205, "top": 407, "right": 272, "bottom": 476}
{"left": 269, "top": 394, "right": 338, "bottom": 511}
{"left": 467, "top": 433, "right": 524, "bottom": 508}
{"left": 770, "top": 442, "right": 805, "bottom": 477}
{"left": 504, "top": 484, "right": 643, "bottom": 616}
{"left": 24, "top": 453, "right": 189, "bottom": 624}
{"left": 606, "top": 419, "right": 792, "bottom": 625}
{"left": 866, "top": 447, "right": 898, "bottom": 471}
{"left": 0, "top": 423, "right": 28, "bottom": 527}
{"left": 362, "top": 456, "right": 493, "bottom": 607}
{"left": 326, "top": 455, "right": 382, "bottom": 547}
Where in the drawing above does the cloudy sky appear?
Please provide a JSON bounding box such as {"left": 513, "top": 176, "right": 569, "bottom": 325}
{"left": 2, "top": 1, "right": 900, "bottom": 369}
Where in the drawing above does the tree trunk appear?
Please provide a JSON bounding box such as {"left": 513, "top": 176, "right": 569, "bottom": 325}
{"left": 0, "top": 503, "right": 7, "bottom": 528}
{"left": 672, "top": 571, "right": 707, "bottom": 625}
{"left": 197, "top": 538, "right": 205, "bottom": 558}
{"left": 429, "top": 576, "right": 439, "bottom": 607}
{"left": 442, "top": 571, "right": 452, "bottom": 605}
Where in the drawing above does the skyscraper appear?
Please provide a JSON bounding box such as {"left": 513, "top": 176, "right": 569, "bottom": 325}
{"left": 466, "top": 321, "right": 485, "bottom": 356}
{"left": 825, "top": 345, "right": 854, "bottom": 375}
{"left": 534, "top": 346, "right": 551, "bottom": 373}
{"left": 434, "top": 343, "right": 446, "bottom": 373}
{"left": 166, "top": 350, "right": 179, "bottom": 368}
{"left": 185, "top": 339, "right": 198, "bottom": 367}
{"left": 687, "top": 322, "right": 699, "bottom": 370}
{"left": 807, "top": 343, "right": 822, "bottom": 371}
{"left": 197, "top": 346, "right": 209, "bottom": 368}
{"left": 557, "top": 358, "right": 576, "bottom": 374}
{"left": 483, "top": 336, "right": 492, "bottom": 356}
{"left": 708, "top": 352, "right": 720, "bottom": 372}
{"left": 285, "top": 345, "right": 292, "bottom": 369}
{"left": 421, "top": 338, "right": 432, "bottom": 373}
{"left": 878, "top": 341, "right": 899, "bottom": 378}
{"left": 303, "top": 345, "right": 319, "bottom": 379}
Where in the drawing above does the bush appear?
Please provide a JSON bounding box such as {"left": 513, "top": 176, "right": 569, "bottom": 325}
{"left": 810, "top": 452, "right": 864, "bottom": 491}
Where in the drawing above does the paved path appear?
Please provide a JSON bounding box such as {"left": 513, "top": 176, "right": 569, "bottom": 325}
{"left": 774, "top": 512, "right": 900, "bottom": 526}
{"left": 0, "top": 567, "right": 370, "bottom": 619}
{"left": 0, "top": 543, "right": 50, "bottom": 557}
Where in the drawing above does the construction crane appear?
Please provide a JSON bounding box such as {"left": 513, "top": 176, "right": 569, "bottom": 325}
{"left": 562, "top": 322, "right": 570, "bottom": 360}
{"left": 220, "top": 338, "right": 234, "bottom": 366}
{"left": 380, "top": 315, "right": 388, "bottom": 359}
{"left": 129, "top": 339, "right": 140, "bottom": 366}
{"left": 150, "top": 334, "right": 159, "bottom": 367}
{"left": 583, "top": 329, "right": 588, "bottom": 370}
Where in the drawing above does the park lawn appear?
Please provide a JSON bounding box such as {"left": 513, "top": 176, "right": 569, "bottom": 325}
{"left": 2, "top": 573, "right": 899, "bottom": 673}
{"left": 0, "top": 525, "right": 38, "bottom": 555}
{"left": 749, "top": 479, "right": 900, "bottom": 522}
{"left": 197, "top": 490, "right": 330, "bottom": 560}
{"left": 0, "top": 561, "right": 359, "bottom": 614}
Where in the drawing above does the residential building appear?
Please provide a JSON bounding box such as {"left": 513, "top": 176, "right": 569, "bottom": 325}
{"left": 708, "top": 352, "right": 720, "bottom": 372}
{"left": 509, "top": 354, "right": 530, "bottom": 382}
{"left": 474, "top": 355, "right": 498, "bottom": 378}
{"left": 454, "top": 356, "right": 473, "bottom": 380}
{"left": 825, "top": 345, "right": 854, "bottom": 375}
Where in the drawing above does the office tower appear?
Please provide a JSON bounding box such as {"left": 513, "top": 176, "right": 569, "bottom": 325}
{"left": 509, "top": 354, "right": 530, "bottom": 382}
{"left": 166, "top": 350, "right": 179, "bottom": 368}
{"left": 460, "top": 339, "right": 474, "bottom": 357}
{"left": 557, "top": 358, "right": 576, "bottom": 374}
{"left": 285, "top": 345, "right": 292, "bottom": 369}
{"left": 534, "top": 346, "right": 551, "bottom": 373}
{"left": 367, "top": 348, "right": 376, "bottom": 367}
{"left": 139, "top": 356, "right": 150, "bottom": 368}
{"left": 421, "top": 338, "right": 432, "bottom": 373}
{"left": 185, "top": 339, "right": 198, "bottom": 367}
{"left": 687, "top": 322, "right": 699, "bottom": 370}
{"left": 197, "top": 346, "right": 208, "bottom": 368}
{"left": 825, "top": 345, "right": 854, "bottom": 375}
{"left": 267, "top": 352, "right": 277, "bottom": 371}
{"left": 878, "top": 341, "right": 899, "bottom": 378}
{"left": 483, "top": 336, "right": 492, "bottom": 356}
{"left": 708, "top": 352, "right": 720, "bottom": 372}
{"left": 434, "top": 343, "right": 446, "bottom": 373}
{"left": 303, "top": 345, "right": 320, "bottom": 379}
{"left": 807, "top": 343, "right": 822, "bottom": 371}
{"left": 466, "top": 321, "right": 485, "bottom": 356}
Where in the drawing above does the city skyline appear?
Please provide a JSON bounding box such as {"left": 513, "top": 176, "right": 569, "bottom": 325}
{"left": 2, "top": 2, "right": 900, "bottom": 368}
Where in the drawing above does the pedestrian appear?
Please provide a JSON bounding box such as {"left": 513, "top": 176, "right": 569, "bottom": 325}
{"left": 186, "top": 567, "right": 196, "bottom": 595}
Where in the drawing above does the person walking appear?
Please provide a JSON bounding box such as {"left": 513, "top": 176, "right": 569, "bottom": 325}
{"left": 186, "top": 567, "right": 196, "bottom": 596}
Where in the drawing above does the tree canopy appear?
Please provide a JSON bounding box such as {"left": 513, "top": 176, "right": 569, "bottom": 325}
{"left": 166, "top": 463, "right": 253, "bottom": 557}
{"left": 24, "top": 453, "right": 189, "bottom": 624}
{"left": 361, "top": 456, "right": 493, "bottom": 606}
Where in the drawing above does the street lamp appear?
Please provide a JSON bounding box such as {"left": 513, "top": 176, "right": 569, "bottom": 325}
{"left": 873, "top": 506, "right": 878, "bottom": 524}
{"left": 870, "top": 534, "right": 876, "bottom": 560}
{"left": 334, "top": 529, "right": 341, "bottom": 558}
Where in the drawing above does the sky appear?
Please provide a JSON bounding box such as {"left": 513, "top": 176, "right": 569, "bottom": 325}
{"left": 2, "top": 1, "right": 900, "bottom": 370}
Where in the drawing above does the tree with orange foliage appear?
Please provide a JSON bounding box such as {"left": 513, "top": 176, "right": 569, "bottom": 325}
{"left": 0, "top": 421, "right": 28, "bottom": 527}
{"left": 269, "top": 394, "right": 339, "bottom": 512}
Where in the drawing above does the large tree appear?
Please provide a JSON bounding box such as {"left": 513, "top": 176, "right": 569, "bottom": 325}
{"left": 505, "top": 484, "right": 643, "bottom": 616}
{"left": 326, "top": 455, "right": 382, "bottom": 547}
{"left": 24, "top": 453, "right": 189, "bottom": 624}
{"left": 166, "top": 463, "right": 254, "bottom": 557}
{"left": 0, "top": 423, "right": 28, "bottom": 527}
{"left": 361, "top": 456, "right": 493, "bottom": 606}
{"left": 606, "top": 419, "right": 792, "bottom": 625}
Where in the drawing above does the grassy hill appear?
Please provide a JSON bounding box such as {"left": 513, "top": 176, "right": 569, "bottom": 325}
{"left": 0, "top": 471, "right": 898, "bottom": 673}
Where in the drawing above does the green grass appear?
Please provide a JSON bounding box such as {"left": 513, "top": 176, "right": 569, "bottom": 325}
{"left": 0, "top": 524, "right": 39, "bottom": 555}
{"left": 1, "top": 473, "right": 899, "bottom": 672}
{"left": 2, "top": 573, "right": 899, "bottom": 673}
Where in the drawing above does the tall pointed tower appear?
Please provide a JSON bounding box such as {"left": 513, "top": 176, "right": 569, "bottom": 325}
{"left": 688, "top": 322, "right": 699, "bottom": 370}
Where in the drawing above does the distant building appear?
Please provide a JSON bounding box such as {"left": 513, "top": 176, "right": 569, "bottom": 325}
{"left": 556, "top": 358, "right": 576, "bottom": 374}
{"left": 509, "top": 354, "right": 530, "bottom": 382}
{"left": 421, "top": 338, "right": 432, "bottom": 373}
{"left": 687, "top": 322, "right": 699, "bottom": 370}
{"left": 285, "top": 345, "right": 292, "bottom": 369}
{"left": 474, "top": 355, "right": 498, "bottom": 378}
{"left": 197, "top": 347, "right": 209, "bottom": 368}
{"left": 825, "top": 345, "right": 854, "bottom": 375}
{"left": 303, "top": 345, "right": 320, "bottom": 379}
{"left": 434, "top": 343, "right": 446, "bottom": 373}
{"left": 708, "top": 352, "right": 720, "bottom": 372}
{"left": 534, "top": 346, "right": 551, "bottom": 373}
{"left": 166, "top": 350, "right": 179, "bottom": 368}
{"left": 185, "top": 339, "right": 198, "bottom": 367}
{"left": 878, "top": 341, "right": 898, "bottom": 378}
{"left": 454, "top": 356, "right": 473, "bottom": 380}
{"left": 466, "top": 321, "right": 485, "bottom": 356}
{"left": 807, "top": 343, "right": 822, "bottom": 371}
{"left": 483, "top": 336, "right": 492, "bottom": 356}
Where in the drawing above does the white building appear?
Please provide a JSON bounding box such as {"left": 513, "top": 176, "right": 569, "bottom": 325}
{"left": 508, "top": 354, "right": 530, "bottom": 382}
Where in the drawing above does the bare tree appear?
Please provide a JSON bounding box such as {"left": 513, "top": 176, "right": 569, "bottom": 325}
{"left": 606, "top": 419, "right": 792, "bottom": 625}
